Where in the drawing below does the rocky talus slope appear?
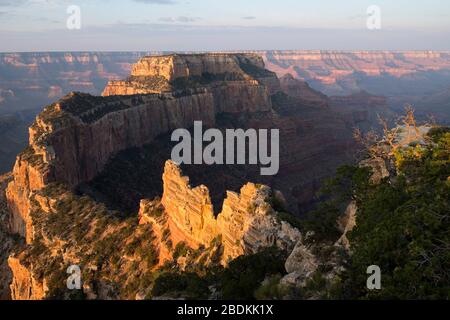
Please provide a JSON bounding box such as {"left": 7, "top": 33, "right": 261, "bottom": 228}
{"left": 3, "top": 53, "right": 354, "bottom": 299}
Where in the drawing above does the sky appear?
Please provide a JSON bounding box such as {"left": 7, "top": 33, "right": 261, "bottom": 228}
{"left": 0, "top": 0, "right": 449, "bottom": 51}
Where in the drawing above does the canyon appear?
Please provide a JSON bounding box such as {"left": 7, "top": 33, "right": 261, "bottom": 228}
{"left": 261, "top": 50, "right": 450, "bottom": 124}
{"left": 0, "top": 52, "right": 151, "bottom": 174}
{"left": 2, "top": 50, "right": 450, "bottom": 174}
{"left": 262, "top": 50, "right": 450, "bottom": 96}
{"left": 0, "top": 53, "right": 350, "bottom": 299}
{"left": 140, "top": 160, "right": 301, "bottom": 265}
{"left": 0, "top": 51, "right": 448, "bottom": 300}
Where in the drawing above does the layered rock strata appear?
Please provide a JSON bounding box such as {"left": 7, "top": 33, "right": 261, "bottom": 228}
{"left": 3, "top": 53, "right": 356, "bottom": 299}
{"left": 5, "top": 53, "right": 281, "bottom": 242}
{"left": 6, "top": 90, "right": 215, "bottom": 243}
{"left": 7, "top": 256, "right": 46, "bottom": 300}
{"left": 140, "top": 160, "right": 302, "bottom": 264}
{"left": 103, "top": 53, "right": 277, "bottom": 113}
{"left": 260, "top": 50, "right": 450, "bottom": 94}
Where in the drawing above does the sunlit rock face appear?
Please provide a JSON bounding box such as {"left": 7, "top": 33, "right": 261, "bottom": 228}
{"left": 0, "top": 52, "right": 155, "bottom": 174}
{"left": 130, "top": 54, "right": 259, "bottom": 81}
{"left": 260, "top": 50, "right": 450, "bottom": 95}
{"left": 103, "top": 53, "right": 277, "bottom": 114}
{"left": 140, "top": 160, "right": 301, "bottom": 265}
{"left": 4, "top": 53, "right": 277, "bottom": 242}
{"left": 7, "top": 256, "right": 46, "bottom": 300}
{"left": 3, "top": 53, "right": 357, "bottom": 299}
{"left": 5, "top": 91, "right": 216, "bottom": 243}
{"left": 4, "top": 52, "right": 357, "bottom": 247}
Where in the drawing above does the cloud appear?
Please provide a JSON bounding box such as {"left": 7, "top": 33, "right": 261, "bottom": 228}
{"left": 242, "top": 16, "right": 256, "bottom": 20}
{"left": 1, "top": 0, "right": 176, "bottom": 6}
{"left": 33, "top": 16, "right": 61, "bottom": 23}
{"left": 0, "top": 9, "right": 15, "bottom": 19}
{"left": 2, "top": 23, "right": 450, "bottom": 52}
{"left": 133, "top": 0, "right": 176, "bottom": 4}
{"left": 159, "top": 16, "right": 200, "bottom": 23}
{"left": 0, "top": 0, "right": 67, "bottom": 6}
{"left": 0, "top": 0, "right": 27, "bottom": 6}
{"left": 348, "top": 14, "right": 366, "bottom": 21}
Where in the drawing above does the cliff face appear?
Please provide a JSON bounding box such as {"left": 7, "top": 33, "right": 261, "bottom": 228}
{"left": 8, "top": 256, "right": 46, "bottom": 300}
{"left": 140, "top": 160, "right": 301, "bottom": 264}
{"left": 103, "top": 53, "right": 276, "bottom": 114}
{"left": 261, "top": 51, "right": 450, "bottom": 95}
{"left": 130, "top": 54, "right": 264, "bottom": 81}
{"left": 6, "top": 90, "right": 216, "bottom": 242}
{"left": 160, "top": 160, "right": 217, "bottom": 248}
{"left": 0, "top": 52, "right": 148, "bottom": 112}
{"left": 279, "top": 74, "right": 329, "bottom": 108}
{"left": 0, "top": 173, "right": 14, "bottom": 299}
{"left": 5, "top": 53, "right": 281, "bottom": 243}
{"left": 329, "top": 90, "right": 395, "bottom": 133}
{"left": 3, "top": 53, "right": 354, "bottom": 299}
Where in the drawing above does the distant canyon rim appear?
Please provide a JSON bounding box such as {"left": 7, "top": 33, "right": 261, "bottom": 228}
{"left": 0, "top": 52, "right": 448, "bottom": 300}
{"left": 1, "top": 50, "right": 450, "bottom": 176}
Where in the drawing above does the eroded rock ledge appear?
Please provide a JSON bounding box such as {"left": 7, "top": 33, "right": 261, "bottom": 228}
{"left": 140, "top": 160, "right": 301, "bottom": 265}
{"left": 3, "top": 53, "right": 355, "bottom": 299}
{"left": 6, "top": 53, "right": 277, "bottom": 244}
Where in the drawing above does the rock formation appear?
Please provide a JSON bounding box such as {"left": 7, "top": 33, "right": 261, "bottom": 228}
{"left": 260, "top": 50, "right": 450, "bottom": 95}
{"left": 335, "top": 201, "right": 357, "bottom": 250}
{"left": 6, "top": 91, "right": 216, "bottom": 243}
{"left": 7, "top": 256, "right": 46, "bottom": 300}
{"left": 281, "top": 242, "right": 318, "bottom": 288}
{"left": 330, "top": 90, "right": 394, "bottom": 133}
{"left": 5, "top": 53, "right": 284, "bottom": 244}
{"left": 103, "top": 53, "right": 276, "bottom": 114}
{"left": 279, "top": 74, "right": 329, "bottom": 108}
{"left": 2, "top": 53, "right": 356, "bottom": 299}
{"left": 0, "top": 173, "right": 14, "bottom": 299}
{"left": 140, "top": 160, "right": 301, "bottom": 264}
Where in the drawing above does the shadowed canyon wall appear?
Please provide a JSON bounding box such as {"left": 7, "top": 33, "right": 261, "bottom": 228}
{"left": 4, "top": 53, "right": 278, "bottom": 244}
{"left": 2, "top": 53, "right": 311, "bottom": 299}
{"left": 2, "top": 50, "right": 450, "bottom": 173}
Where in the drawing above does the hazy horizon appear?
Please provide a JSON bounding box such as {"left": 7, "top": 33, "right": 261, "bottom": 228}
{"left": 0, "top": 0, "right": 449, "bottom": 51}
